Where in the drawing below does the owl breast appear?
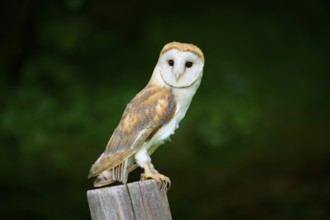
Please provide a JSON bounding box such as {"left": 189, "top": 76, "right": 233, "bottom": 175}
{"left": 135, "top": 75, "right": 202, "bottom": 166}
{"left": 152, "top": 81, "right": 200, "bottom": 143}
{"left": 146, "top": 101, "right": 188, "bottom": 148}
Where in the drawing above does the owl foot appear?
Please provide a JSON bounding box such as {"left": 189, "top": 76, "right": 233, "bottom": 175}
{"left": 141, "top": 162, "right": 171, "bottom": 190}
{"left": 141, "top": 173, "right": 171, "bottom": 191}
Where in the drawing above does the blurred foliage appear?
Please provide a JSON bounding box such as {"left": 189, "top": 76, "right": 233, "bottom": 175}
{"left": 1, "top": 0, "right": 330, "bottom": 219}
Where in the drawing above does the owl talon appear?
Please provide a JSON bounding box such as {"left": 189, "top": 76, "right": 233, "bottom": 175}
{"left": 141, "top": 173, "right": 171, "bottom": 190}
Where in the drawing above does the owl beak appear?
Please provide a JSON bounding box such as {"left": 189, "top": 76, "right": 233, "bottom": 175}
{"left": 174, "top": 70, "right": 184, "bottom": 82}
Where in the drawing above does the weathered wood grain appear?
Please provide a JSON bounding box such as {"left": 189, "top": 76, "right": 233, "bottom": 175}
{"left": 87, "top": 180, "right": 172, "bottom": 220}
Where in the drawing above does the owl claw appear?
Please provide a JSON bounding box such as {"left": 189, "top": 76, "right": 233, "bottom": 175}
{"left": 141, "top": 173, "right": 171, "bottom": 191}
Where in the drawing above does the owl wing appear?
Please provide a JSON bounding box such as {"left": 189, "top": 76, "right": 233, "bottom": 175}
{"left": 88, "top": 86, "right": 176, "bottom": 178}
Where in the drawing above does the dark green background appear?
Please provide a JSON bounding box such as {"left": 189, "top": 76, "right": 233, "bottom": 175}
{"left": 1, "top": 0, "right": 329, "bottom": 219}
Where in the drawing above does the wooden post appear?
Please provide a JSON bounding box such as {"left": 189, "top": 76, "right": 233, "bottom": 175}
{"left": 87, "top": 180, "right": 172, "bottom": 220}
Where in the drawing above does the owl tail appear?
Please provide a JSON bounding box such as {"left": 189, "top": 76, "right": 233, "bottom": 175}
{"left": 93, "top": 160, "right": 129, "bottom": 187}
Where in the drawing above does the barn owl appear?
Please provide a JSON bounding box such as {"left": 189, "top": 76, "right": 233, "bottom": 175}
{"left": 88, "top": 42, "right": 204, "bottom": 190}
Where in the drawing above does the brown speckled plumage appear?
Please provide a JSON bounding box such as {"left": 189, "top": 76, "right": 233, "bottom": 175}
{"left": 160, "top": 42, "right": 204, "bottom": 61}
{"left": 88, "top": 86, "right": 176, "bottom": 181}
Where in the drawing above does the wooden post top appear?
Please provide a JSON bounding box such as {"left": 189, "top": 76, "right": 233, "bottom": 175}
{"left": 87, "top": 180, "right": 172, "bottom": 220}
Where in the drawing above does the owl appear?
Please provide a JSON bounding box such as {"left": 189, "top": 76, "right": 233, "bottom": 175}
{"left": 88, "top": 42, "right": 204, "bottom": 189}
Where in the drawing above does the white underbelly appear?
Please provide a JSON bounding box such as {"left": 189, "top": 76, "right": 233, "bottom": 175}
{"left": 134, "top": 104, "right": 187, "bottom": 166}
{"left": 134, "top": 78, "right": 200, "bottom": 167}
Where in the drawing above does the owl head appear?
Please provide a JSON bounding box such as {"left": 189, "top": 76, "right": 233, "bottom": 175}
{"left": 151, "top": 42, "right": 204, "bottom": 88}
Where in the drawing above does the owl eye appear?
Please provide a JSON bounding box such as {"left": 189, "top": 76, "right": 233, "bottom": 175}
{"left": 168, "top": 60, "right": 174, "bottom": 66}
{"left": 185, "top": 62, "right": 193, "bottom": 68}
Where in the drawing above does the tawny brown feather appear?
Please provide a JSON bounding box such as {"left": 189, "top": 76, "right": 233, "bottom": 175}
{"left": 88, "top": 86, "right": 176, "bottom": 180}
{"left": 160, "top": 42, "right": 204, "bottom": 61}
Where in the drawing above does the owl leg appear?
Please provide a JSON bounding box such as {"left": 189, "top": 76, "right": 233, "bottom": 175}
{"left": 141, "top": 162, "right": 171, "bottom": 190}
